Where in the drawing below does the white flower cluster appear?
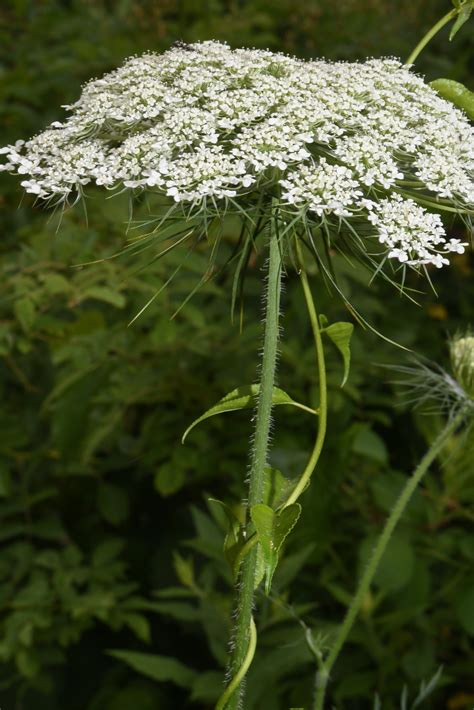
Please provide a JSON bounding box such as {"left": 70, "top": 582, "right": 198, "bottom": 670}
{"left": 366, "top": 195, "right": 466, "bottom": 268}
{"left": 1, "top": 41, "right": 473, "bottom": 268}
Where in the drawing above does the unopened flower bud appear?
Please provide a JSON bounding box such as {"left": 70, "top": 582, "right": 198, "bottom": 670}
{"left": 450, "top": 335, "right": 474, "bottom": 398}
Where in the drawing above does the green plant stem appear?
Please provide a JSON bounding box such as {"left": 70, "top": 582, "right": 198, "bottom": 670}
{"left": 405, "top": 8, "right": 457, "bottom": 65}
{"left": 221, "top": 210, "right": 283, "bottom": 710}
{"left": 282, "top": 237, "right": 327, "bottom": 509}
{"left": 313, "top": 407, "right": 467, "bottom": 710}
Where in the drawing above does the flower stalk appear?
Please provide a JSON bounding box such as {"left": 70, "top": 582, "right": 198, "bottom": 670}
{"left": 313, "top": 406, "right": 467, "bottom": 710}
{"left": 281, "top": 236, "right": 327, "bottom": 509}
{"left": 221, "top": 207, "right": 282, "bottom": 710}
{"left": 405, "top": 8, "right": 457, "bottom": 65}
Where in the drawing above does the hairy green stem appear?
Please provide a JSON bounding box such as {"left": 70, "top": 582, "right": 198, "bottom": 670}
{"left": 282, "top": 237, "right": 327, "bottom": 509}
{"left": 405, "top": 8, "right": 457, "bottom": 66}
{"left": 313, "top": 407, "right": 467, "bottom": 710}
{"left": 220, "top": 209, "right": 282, "bottom": 710}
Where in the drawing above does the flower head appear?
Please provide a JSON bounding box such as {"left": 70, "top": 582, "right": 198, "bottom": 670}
{"left": 1, "top": 41, "right": 473, "bottom": 269}
{"left": 450, "top": 334, "right": 474, "bottom": 399}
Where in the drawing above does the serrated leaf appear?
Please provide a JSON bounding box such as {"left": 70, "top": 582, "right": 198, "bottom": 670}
{"left": 108, "top": 650, "right": 196, "bottom": 688}
{"left": 323, "top": 321, "right": 354, "bottom": 386}
{"left": 430, "top": 78, "right": 474, "bottom": 119}
{"left": 449, "top": 2, "right": 473, "bottom": 40}
{"left": 182, "top": 385, "right": 316, "bottom": 443}
{"left": 250, "top": 503, "right": 301, "bottom": 594}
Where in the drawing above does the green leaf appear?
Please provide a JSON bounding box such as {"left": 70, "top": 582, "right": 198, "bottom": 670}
{"left": 123, "top": 613, "right": 151, "bottom": 643}
{"left": 182, "top": 385, "right": 316, "bottom": 443}
{"left": 173, "top": 553, "right": 195, "bottom": 589}
{"left": 154, "top": 462, "right": 185, "bottom": 497}
{"left": 96, "top": 483, "right": 130, "bottom": 526}
{"left": 14, "top": 297, "right": 36, "bottom": 333}
{"left": 83, "top": 286, "right": 126, "bottom": 308}
{"left": 449, "top": 2, "right": 473, "bottom": 40}
{"left": 208, "top": 498, "right": 243, "bottom": 573}
{"left": 263, "top": 466, "right": 295, "bottom": 509}
{"left": 430, "top": 78, "right": 474, "bottom": 119}
{"left": 322, "top": 321, "right": 354, "bottom": 386}
{"left": 40, "top": 273, "right": 72, "bottom": 295}
{"left": 108, "top": 650, "right": 197, "bottom": 688}
{"left": 190, "top": 671, "right": 223, "bottom": 702}
{"left": 359, "top": 534, "right": 415, "bottom": 593}
{"left": 250, "top": 503, "right": 301, "bottom": 594}
{"left": 352, "top": 425, "right": 388, "bottom": 465}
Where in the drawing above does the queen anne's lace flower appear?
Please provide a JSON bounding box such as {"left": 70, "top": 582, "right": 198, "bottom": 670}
{"left": 1, "top": 41, "right": 473, "bottom": 268}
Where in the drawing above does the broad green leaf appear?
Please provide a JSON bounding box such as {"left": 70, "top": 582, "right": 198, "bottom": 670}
{"left": 430, "top": 78, "right": 474, "bottom": 119}
{"left": 14, "top": 297, "right": 36, "bottom": 333}
{"left": 123, "top": 613, "right": 151, "bottom": 643}
{"left": 182, "top": 385, "right": 316, "bottom": 443}
{"left": 92, "top": 539, "right": 124, "bottom": 567}
{"left": 250, "top": 503, "right": 301, "bottom": 594}
{"left": 323, "top": 321, "right": 354, "bottom": 386}
{"left": 96, "top": 483, "right": 129, "bottom": 526}
{"left": 40, "top": 273, "right": 72, "bottom": 295}
{"left": 108, "top": 650, "right": 197, "bottom": 688}
{"left": 154, "top": 462, "right": 185, "bottom": 497}
{"left": 83, "top": 286, "right": 126, "bottom": 308}
{"left": 359, "top": 534, "right": 415, "bottom": 593}
{"left": 449, "top": 2, "right": 473, "bottom": 40}
{"left": 352, "top": 425, "right": 388, "bottom": 465}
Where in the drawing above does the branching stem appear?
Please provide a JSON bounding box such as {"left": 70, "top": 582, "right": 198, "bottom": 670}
{"left": 405, "top": 8, "right": 457, "bottom": 66}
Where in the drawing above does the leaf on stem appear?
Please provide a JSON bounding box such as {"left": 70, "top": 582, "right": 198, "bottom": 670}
{"left": 449, "top": 1, "right": 473, "bottom": 40}
{"left": 320, "top": 319, "right": 354, "bottom": 387}
{"left": 250, "top": 503, "right": 301, "bottom": 594}
{"left": 208, "top": 497, "right": 243, "bottom": 572}
{"left": 182, "top": 385, "right": 316, "bottom": 443}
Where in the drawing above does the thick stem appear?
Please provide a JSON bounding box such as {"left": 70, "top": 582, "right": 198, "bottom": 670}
{"left": 405, "top": 8, "right": 457, "bottom": 66}
{"left": 221, "top": 210, "right": 283, "bottom": 710}
{"left": 281, "top": 236, "right": 327, "bottom": 509}
{"left": 313, "top": 407, "right": 466, "bottom": 710}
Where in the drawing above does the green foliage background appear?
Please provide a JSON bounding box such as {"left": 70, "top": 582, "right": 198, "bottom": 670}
{"left": 0, "top": 1, "right": 473, "bottom": 708}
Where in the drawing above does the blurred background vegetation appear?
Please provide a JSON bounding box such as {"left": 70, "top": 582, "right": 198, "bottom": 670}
{"left": 0, "top": 1, "right": 473, "bottom": 708}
